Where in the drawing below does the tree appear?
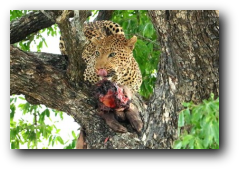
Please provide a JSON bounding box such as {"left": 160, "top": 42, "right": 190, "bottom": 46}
{"left": 10, "top": 10, "right": 219, "bottom": 149}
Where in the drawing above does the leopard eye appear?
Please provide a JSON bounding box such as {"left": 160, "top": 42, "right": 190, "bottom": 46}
{"left": 109, "top": 52, "right": 116, "bottom": 58}
{"left": 95, "top": 51, "right": 100, "bottom": 56}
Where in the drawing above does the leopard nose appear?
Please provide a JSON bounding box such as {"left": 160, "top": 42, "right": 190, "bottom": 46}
{"left": 97, "top": 69, "right": 108, "bottom": 77}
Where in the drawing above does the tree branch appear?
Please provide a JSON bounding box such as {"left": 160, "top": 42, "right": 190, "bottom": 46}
{"left": 41, "top": 10, "right": 91, "bottom": 87}
{"left": 94, "top": 10, "right": 114, "bottom": 21}
{"left": 10, "top": 11, "right": 55, "bottom": 44}
{"left": 40, "top": 10, "right": 62, "bottom": 23}
{"left": 10, "top": 44, "right": 146, "bottom": 148}
{"left": 11, "top": 45, "right": 69, "bottom": 109}
{"left": 10, "top": 44, "right": 95, "bottom": 125}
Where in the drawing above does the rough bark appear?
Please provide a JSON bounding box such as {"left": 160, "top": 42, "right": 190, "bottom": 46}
{"left": 94, "top": 10, "right": 114, "bottom": 21}
{"left": 144, "top": 10, "right": 219, "bottom": 148}
{"left": 41, "top": 10, "right": 91, "bottom": 86}
{"left": 10, "top": 11, "right": 54, "bottom": 44}
{"left": 10, "top": 10, "right": 219, "bottom": 149}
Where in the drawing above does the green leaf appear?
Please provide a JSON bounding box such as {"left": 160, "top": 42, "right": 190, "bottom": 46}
{"left": 207, "top": 102, "right": 219, "bottom": 114}
{"left": 191, "top": 106, "right": 203, "bottom": 125}
{"left": 202, "top": 117, "right": 214, "bottom": 137}
{"left": 63, "top": 139, "right": 77, "bottom": 149}
{"left": 10, "top": 98, "right": 14, "bottom": 103}
{"left": 182, "top": 135, "right": 194, "bottom": 148}
{"left": 210, "top": 93, "right": 215, "bottom": 100}
{"left": 10, "top": 128, "right": 17, "bottom": 140}
{"left": 28, "top": 131, "right": 36, "bottom": 141}
{"left": 44, "top": 109, "right": 50, "bottom": 117}
{"left": 52, "top": 136, "right": 56, "bottom": 147}
{"left": 39, "top": 112, "right": 45, "bottom": 124}
{"left": 182, "top": 102, "right": 192, "bottom": 108}
{"left": 18, "top": 96, "right": 25, "bottom": 100}
{"left": 178, "top": 111, "right": 185, "bottom": 127}
{"left": 203, "top": 125, "right": 213, "bottom": 148}
{"left": 37, "top": 41, "right": 43, "bottom": 52}
{"left": 10, "top": 121, "right": 16, "bottom": 128}
{"left": 57, "top": 136, "right": 64, "bottom": 145}
{"left": 195, "top": 138, "right": 204, "bottom": 149}
{"left": 173, "top": 140, "right": 183, "bottom": 149}
{"left": 48, "top": 135, "right": 53, "bottom": 146}
{"left": 10, "top": 104, "right": 16, "bottom": 120}
{"left": 215, "top": 144, "right": 219, "bottom": 149}
{"left": 71, "top": 139, "right": 76, "bottom": 148}
{"left": 29, "top": 105, "right": 38, "bottom": 114}
{"left": 11, "top": 142, "right": 15, "bottom": 149}
{"left": 188, "top": 138, "right": 195, "bottom": 149}
{"left": 60, "top": 112, "right": 63, "bottom": 120}
{"left": 42, "top": 38, "right": 48, "bottom": 48}
{"left": 72, "top": 131, "right": 77, "bottom": 139}
{"left": 64, "top": 145, "right": 72, "bottom": 149}
{"left": 212, "top": 121, "right": 219, "bottom": 146}
{"left": 183, "top": 108, "right": 191, "bottom": 125}
{"left": 18, "top": 102, "right": 30, "bottom": 115}
{"left": 56, "top": 129, "right": 61, "bottom": 134}
{"left": 10, "top": 130, "right": 18, "bottom": 141}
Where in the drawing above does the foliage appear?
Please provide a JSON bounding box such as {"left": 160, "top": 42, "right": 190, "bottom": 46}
{"left": 16, "top": 25, "right": 58, "bottom": 52}
{"left": 10, "top": 95, "right": 77, "bottom": 149}
{"left": 10, "top": 10, "right": 31, "bottom": 21}
{"left": 173, "top": 93, "right": 219, "bottom": 149}
{"left": 63, "top": 131, "right": 78, "bottom": 149}
{"left": 112, "top": 10, "right": 160, "bottom": 99}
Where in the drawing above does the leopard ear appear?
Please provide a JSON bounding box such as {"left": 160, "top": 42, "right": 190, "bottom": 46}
{"left": 91, "top": 37, "right": 101, "bottom": 46}
{"left": 126, "top": 36, "right": 137, "bottom": 50}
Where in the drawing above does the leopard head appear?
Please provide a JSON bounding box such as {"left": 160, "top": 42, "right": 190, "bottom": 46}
{"left": 83, "top": 34, "right": 142, "bottom": 93}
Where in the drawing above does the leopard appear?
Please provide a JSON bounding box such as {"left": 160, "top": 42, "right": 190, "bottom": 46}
{"left": 60, "top": 20, "right": 143, "bottom": 133}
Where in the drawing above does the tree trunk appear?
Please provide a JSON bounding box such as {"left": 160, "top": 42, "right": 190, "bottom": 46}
{"left": 11, "top": 11, "right": 55, "bottom": 44}
{"left": 144, "top": 10, "right": 219, "bottom": 148}
{"left": 10, "top": 10, "right": 219, "bottom": 149}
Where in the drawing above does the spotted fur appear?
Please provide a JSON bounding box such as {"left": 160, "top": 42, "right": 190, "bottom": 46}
{"left": 60, "top": 20, "right": 142, "bottom": 93}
